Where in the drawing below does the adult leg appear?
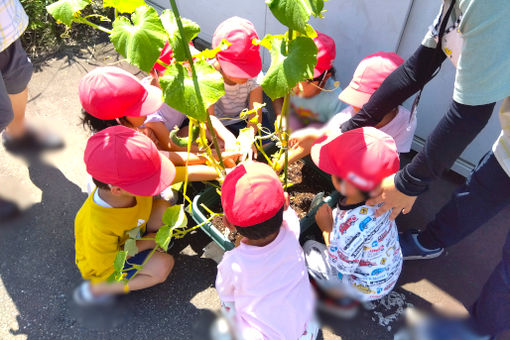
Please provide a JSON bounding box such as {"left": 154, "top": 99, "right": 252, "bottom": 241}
{"left": 418, "top": 151, "right": 510, "bottom": 250}
{"left": 341, "top": 44, "right": 446, "bottom": 132}
{"left": 469, "top": 230, "right": 510, "bottom": 336}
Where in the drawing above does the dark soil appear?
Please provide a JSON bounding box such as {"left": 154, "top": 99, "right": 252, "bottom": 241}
{"left": 207, "top": 159, "right": 334, "bottom": 247}
{"left": 286, "top": 159, "right": 334, "bottom": 218}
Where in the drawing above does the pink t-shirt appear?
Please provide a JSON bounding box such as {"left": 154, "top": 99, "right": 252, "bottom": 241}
{"left": 216, "top": 208, "right": 315, "bottom": 340}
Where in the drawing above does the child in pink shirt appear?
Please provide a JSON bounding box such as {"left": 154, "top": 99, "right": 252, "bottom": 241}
{"left": 216, "top": 162, "right": 318, "bottom": 339}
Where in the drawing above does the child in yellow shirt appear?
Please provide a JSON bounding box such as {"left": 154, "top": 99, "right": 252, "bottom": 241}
{"left": 73, "top": 125, "right": 176, "bottom": 306}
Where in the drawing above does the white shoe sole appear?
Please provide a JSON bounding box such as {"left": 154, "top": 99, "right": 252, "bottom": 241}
{"left": 403, "top": 248, "right": 444, "bottom": 261}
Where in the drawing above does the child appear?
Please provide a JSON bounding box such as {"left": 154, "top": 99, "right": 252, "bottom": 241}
{"left": 303, "top": 127, "right": 403, "bottom": 315}
{"left": 209, "top": 17, "right": 270, "bottom": 136}
{"left": 73, "top": 126, "right": 175, "bottom": 306}
{"left": 283, "top": 52, "right": 417, "bottom": 169}
{"left": 275, "top": 32, "right": 345, "bottom": 131}
{"left": 79, "top": 66, "right": 238, "bottom": 182}
{"left": 216, "top": 162, "right": 318, "bottom": 339}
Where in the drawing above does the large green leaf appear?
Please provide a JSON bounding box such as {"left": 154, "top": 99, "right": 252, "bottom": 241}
{"left": 159, "top": 60, "right": 225, "bottom": 122}
{"left": 103, "top": 0, "right": 146, "bottom": 14}
{"left": 155, "top": 225, "right": 172, "bottom": 251}
{"left": 110, "top": 5, "right": 167, "bottom": 72}
{"left": 261, "top": 36, "right": 318, "bottom": 99}
{"left": 46, "top": 0, "right": 89, "bottom": 27}
{"left": 266, "top": 0, "right": 324, "bottom": 34}
{"left": 160, "top": 10, "right": 200, "bottom": 62}
{"left": 161, "top": 204, "right": 188, "bottom": 228}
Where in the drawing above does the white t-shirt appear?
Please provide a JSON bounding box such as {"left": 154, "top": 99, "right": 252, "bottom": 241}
{"left": 325, "top": 106, "right": 417, "bottom": 153}
{"left": 214, "top": 72, "right": 264, "bottom": 126}
{"left": 215, "top": 208, "right": 315, "bottom": 340}
{"left": 328, "top": 201, "right": 403, "bottom": 301}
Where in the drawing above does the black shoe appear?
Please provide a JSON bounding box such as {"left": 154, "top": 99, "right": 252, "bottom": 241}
{"left": 0, "top": 197, "right": 20, "bottom": 222}
{"left": 2, "top": 128, "right": 64, "bottom": 153}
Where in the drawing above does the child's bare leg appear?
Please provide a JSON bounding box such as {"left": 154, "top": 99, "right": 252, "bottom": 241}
{"left": 147, "top": 199, "right": 171, "bottom": 233}
{"left": 91, "top": 252, "right": 174, "bottom": 295}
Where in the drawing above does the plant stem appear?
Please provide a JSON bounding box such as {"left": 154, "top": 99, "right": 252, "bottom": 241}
{"left": 75, "top": 16, "right": 112, "bottom": 34}
{"left": 168, "top": 0, "right": 225, "bottom": 172}
{"left": 281, "top": 28, "right": 294, "bottom": 189}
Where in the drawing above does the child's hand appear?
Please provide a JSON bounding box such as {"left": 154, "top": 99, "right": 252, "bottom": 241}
{"left": 288, "top": 128, "right": 321, "bottom": 150}
{"left": 315, "top": 203, "right": 333, "bottom": 233}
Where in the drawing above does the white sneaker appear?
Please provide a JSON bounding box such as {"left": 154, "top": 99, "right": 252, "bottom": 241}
{"left": 73, "top": 282, "right": 115, "bottom": 307}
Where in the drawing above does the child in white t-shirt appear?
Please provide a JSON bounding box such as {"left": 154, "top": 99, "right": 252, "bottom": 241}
{"left": 280, "top": 52, "right": 417, "bottom": 170}
{"left": 216, "top": 162, "right": 318, "bottom": 339}
{"left": 304, "top": 127, "right": 403, "bottom": 316}
{"left": 208, "top": 17, "right": 271, "bottom": 136}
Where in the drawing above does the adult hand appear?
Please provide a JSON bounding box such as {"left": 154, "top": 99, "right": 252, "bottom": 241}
{"left": 366, "top": 174, "right": 417, "bottom": 220}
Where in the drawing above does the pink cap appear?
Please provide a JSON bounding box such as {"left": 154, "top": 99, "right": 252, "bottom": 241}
{"left": 313, "top": 32, "right": 336, "bottom": 78}
{"left": 221, "top": 161, "right": 285, "bottom": 227}
{"left": 79, "top": 66, "right": 163, "bottom": 120}
{"left": 212, "top": 17, "right": 262, "bottom": 79}
{"left": 311, "top": 127, "right": 399, "bottom": 192}
{"left": 84, "top": 125, "right": 175, "bottom": 196}
{"left": 338, "top": 52, "right": 404, "bottom": 108}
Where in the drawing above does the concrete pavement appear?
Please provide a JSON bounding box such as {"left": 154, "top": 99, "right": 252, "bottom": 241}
{"left": 0, "top": 42, "right": 509, "bottom": 340}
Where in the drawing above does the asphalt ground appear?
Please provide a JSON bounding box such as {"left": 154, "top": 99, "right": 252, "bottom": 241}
{"left": 1, "top": 43, "right": 509, "bottom": 340}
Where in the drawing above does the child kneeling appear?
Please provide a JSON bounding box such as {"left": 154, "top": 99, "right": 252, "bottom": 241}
{"left": 216, "top": 162, "right": 318, "bottom": 339}
{"left": 304, "top": 127, "right": 403, "bottom": 315}
{"left": 73, "top": 126, "right": 176, "bottom": 305}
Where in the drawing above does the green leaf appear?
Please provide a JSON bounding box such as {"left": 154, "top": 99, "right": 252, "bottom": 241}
{"left": 261, "top": 36, "right": 318, "bottom": 100}
{"left": 159, "top": 60, "right": 225, "bottom": 122}
{"left": 113, "top": 250, "right": 128, "bottom": 272}
{"left": 161, "top": 204, "right": 188, "bottom": 228}
{"left": 126, "top": 226, "right": 141, "bottom": 239}
{"left": 110, "top": 5, "right": 167, "bottom": 72}
{"left": 266, "top": 0, "right": 324, "bottom": 34}
{"left": 155, "top": 225, "right": 172, "bottom": 251}
{"left": 160, "top": 10, "right": 200, "bottom": 62}
{"left": 103, "top": 0, "right": 146, "bottom": 14}
{"left": 123, "top": 239, "right": 139, "bottom": 257}
{"left": 46, "top": 0, "right": 89, "bottom": 27}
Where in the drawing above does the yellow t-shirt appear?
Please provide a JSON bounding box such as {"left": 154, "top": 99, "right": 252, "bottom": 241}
{"left": 74, "top": 190, "right": 153, "bottom": 283}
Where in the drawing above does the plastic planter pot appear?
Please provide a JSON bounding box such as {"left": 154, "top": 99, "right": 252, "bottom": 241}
{"left": 191, "top": 186, "right": 340, "bottom": 251}
{"left": 191, "top": 186, "right": 235, "bottom": 251}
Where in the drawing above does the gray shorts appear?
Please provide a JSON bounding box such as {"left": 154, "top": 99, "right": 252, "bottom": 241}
{"left": 0, "top": 38, "right": 33, "bottom": 131}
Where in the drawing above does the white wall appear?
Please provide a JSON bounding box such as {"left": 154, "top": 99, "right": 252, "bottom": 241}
{"left": 148, "top": 0, "right": 503, "bottom": 176}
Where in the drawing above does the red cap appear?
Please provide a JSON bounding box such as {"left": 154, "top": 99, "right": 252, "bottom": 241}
{"left": 313, "top": 32, "right": 336, "bottom": 78}
{"left": 339, "top": 52, "right": 404, "bottom": 108}
{"left": 221, "top": 161, "right": 284, "bottom": 227}
{"left": 212, "top": 17, "right": 262, "bottom": 79}
{"left": 84, "top": 125, "right": 175, "bottom": 196}
{"left": 153, "top": 41, "right": 174, "bottom": 73}
{"left": 311, "top": 127, "right": 399, "bottom": 192}
{"left": 79, "top": 66, "right": 163, "bottom": 120}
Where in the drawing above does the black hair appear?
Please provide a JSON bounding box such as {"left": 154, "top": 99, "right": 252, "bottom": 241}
{"left": 92, "top": 177, "right": 110, "bottom": 190}
{"left": 80, "top": 108, "right": 130, "bottom": 133}
{"left": 333, "top": 175, "right": 371, "bottom": 201}
{"left": 234, "top": 206, "right": 284, "bottom": 240}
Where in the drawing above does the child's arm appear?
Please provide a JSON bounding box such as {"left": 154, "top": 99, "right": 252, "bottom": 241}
{"left": 247, "top": 86, "right": 263, "bottom": 132}
{"left": 145, "top": 121, "right": 199, "bottom": 153}
{"left": 315, "top": 204, "right": 333, "bottom": 246}
{"left": 275, "top": 127, "right": 323, "bottom": 172}
{"left": 172, "top": 165, "right": 220, "bottom": 183}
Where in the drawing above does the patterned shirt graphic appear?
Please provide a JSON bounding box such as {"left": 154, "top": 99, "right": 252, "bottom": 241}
{"left": 0, "top": 0, "right": 28, "bottom": 52}
{"left": 328, "top": 202, "right": 403, "bottom": 301}
{"left": 214, "top": 72, "right": 263, "bottom": 126}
